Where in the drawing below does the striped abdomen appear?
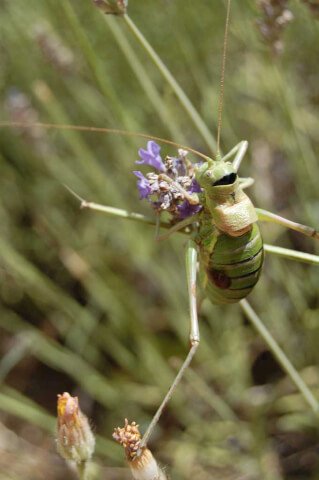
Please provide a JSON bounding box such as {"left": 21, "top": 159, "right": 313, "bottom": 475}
{"left": 205, "top": 223, "right": 264, "bottom": 305}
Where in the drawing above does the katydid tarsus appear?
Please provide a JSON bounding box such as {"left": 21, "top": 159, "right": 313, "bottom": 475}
{"left": 2, "top": 0, "right": 319, "bottom": 461}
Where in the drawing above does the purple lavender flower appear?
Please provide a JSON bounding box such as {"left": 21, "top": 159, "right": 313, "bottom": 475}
{"left": 189, "top": 178, "right": 202, "bottom": 193}
{"left": 133, "top": 142, "right": 203, "bottom": 220}
{"left": 136, "top": 141, "right": 165, "bottom": 172}
{"left": 133, "top": 171, "right": 152, "bottom": 199}
{"left": 166, "top": 157, "right": 187, "bottom": 177}
{"left": 177, "top": 201, "right": 202, "bottom": 219}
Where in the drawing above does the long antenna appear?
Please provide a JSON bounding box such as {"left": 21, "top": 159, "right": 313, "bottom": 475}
{"left": 0, "top": 121, "right": 212, "bottom": 163}
{"left": 216, "top": 0, "right": 231, "bottom": 160}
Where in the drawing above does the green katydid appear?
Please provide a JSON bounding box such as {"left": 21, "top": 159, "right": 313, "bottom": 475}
{"left": 78, "top": 0, "right": 319, "bottom": 449}
{"left": 1, "top": 0, "right": 319, "bottom": 461}
{"left": 63, "top": 124, "right": 319, "bottom": 449}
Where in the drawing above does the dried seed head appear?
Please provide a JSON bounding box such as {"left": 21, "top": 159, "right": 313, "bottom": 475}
{"left": 93, "top": 0, "right": 128, "bottom": 15}
{"left": 4, "top": 89, "right": 51, "bottom": 155}
{"left": 113, "top": 419, "right": 167, "bottom": 480}
{"left": 56, "top": 392, "right": 95, "bottom": 464}
{"left": 256, "top": 0, "right": 294, "bottom": 55}
{"left": 301, "top": 0, "right": 319, "bottom": 19}
{"left": 33, "top": 23, "right": 75, "bottom": 74}
{"left": 113, "top": 419, "right": 142, "bottom": 460}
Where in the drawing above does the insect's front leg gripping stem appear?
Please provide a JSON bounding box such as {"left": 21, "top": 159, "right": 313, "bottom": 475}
{"left": 156, "top": 215, "right": 198, "bottom": 241}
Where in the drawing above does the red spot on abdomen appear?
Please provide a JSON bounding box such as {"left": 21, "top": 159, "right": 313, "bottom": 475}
{"left": 208, "top": 269, "right": 231, "bottom": 289}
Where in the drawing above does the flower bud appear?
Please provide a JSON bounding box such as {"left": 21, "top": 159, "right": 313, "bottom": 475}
{"left": 113, "top": 419, "right": 167, "bottom": 480}
{"left": 56, "top": 392, "right": 95, "bottom": 464}
{"left": 92, "top": 0, "right": 128, "bottom": 15}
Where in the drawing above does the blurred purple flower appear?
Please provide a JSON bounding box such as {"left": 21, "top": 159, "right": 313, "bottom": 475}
{"left": 133, "top": 142, "right": 203, "bottom": 220}
{"left": 189, "top": 178, "right": 202, "bottom": 193}
{"left": 168, "top": 157, "right": 187, "bottom": 176}
{"left": 136, "top": 141, "right": 165, "bottom": 172}
{"left": 133, "top": 171, "right": 152, "bottom": 199}
{"left": 177, "top": 201, "right": 202, "bottom": 219}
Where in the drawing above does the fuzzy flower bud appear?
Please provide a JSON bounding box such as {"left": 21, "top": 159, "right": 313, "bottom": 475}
{"left": 56, "top": 392, "right": 95, "bottom": 464}
{"left": 93, "top": 0, "right": 128, "bottom": 15}
{"left": 113, "top": 419, "right": 167, "bottom": 480}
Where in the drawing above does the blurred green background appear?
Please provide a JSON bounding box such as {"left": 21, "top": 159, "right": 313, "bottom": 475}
{"left": 0, "top": 0, "right": 319, "bottom": 478}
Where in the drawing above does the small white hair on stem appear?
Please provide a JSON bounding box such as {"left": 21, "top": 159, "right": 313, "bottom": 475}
{"left": 113, "top": 419, "right": 167, "bottom": 480}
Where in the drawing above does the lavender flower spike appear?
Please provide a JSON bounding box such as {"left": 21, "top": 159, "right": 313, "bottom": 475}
{"left": 189, "top": 178, "right": 202, "bottom": 193}
{"left": 177, "top": 201, "right": 202, "bottom": 219}
{"left": 133, "top": 171, "right": 152, "bottom": 199}
{"left": 136, "top": 141, "right": 166, "bottom": 172}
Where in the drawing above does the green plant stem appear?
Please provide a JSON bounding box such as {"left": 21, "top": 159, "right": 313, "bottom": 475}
{"left": 61, "top": 0, "right": 137, "bottom": 132}
{"left": 240, "top": 299, "right": 319, "bottom": 415}
{"left": 105, "top": 16, "right": 184, "bottom": 141}
{"left": 122, "top": 14, "right": 217, "bottom": 154}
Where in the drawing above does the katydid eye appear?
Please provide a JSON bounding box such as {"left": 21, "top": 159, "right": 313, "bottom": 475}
{"left": 213, "top": 172, "right": 237, "bottom": 186}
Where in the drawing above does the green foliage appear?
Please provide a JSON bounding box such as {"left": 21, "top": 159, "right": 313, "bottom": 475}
{"left": 0, "top": 0, "right": 319, "bottom": 478}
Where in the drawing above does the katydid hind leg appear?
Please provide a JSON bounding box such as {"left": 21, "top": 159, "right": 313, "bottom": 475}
{"left": 232, "top": 141, "right": 248, "bottom": 171}
{"left": 239, "top": 177, "right": 255, "bottom": 190}
{"left": 140, "top": 240, "right": 200, "bottom": 447}
{"left": 257, "top": 208, "right": 319, "bottom": 240}
{"left": 221, "top": 140, "right": 248, "bottom": 170}
{"left": 264, "top": 244, "right": 319, "bottom": 266}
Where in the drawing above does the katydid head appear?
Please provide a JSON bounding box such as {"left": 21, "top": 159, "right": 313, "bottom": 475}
{"left": 195, "top": 159, "right": 237, "bottom": 196}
